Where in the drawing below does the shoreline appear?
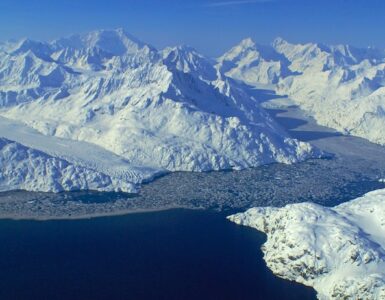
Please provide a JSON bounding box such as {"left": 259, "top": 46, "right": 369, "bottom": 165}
{"left": 1, "top": 100, "right": 385, "bottom": 222}
{"left": 0, "top": 205, "right": 200, "bottom": 222}
{"left": 228, "top": 187, "right": 385, "bottom": 299}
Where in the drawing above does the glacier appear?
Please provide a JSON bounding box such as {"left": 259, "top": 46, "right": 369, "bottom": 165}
{"left": 0, "top": 29, "right": 319, "bottom": 193}
{"left": 228, "top": 189, "right": 385, "bottom": 300}
{"left": 2, "top": 29, "right": 385, "bottom": 193}
{"left": 0, "top": 137, "right": 137, "bottom": 193}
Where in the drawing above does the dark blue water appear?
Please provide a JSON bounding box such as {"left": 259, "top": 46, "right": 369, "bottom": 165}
{"left": 0, "top": 209, "right": 316, "bottom": 300}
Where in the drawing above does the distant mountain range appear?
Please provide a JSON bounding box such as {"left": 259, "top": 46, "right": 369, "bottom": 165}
{"left": 219, "top": 36, "right": 385, "bottom": 145}
{"left": 1, "top": 28, "right": 384, "bottom": 192}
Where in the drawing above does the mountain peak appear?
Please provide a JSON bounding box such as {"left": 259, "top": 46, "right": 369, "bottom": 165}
{"left": 9, "top": 38, "right": 52, "bottom": 59}
{"left": 217, "top": 38, "right": 257, "bottom": 62}
{"left": 238, "top": 38, "right": 256, "bottom": 49}
{"left": 81, "top": 28, "right": 148, "bottom": 54}
{"left": 89, "top": 28, "right": 144, "bottom": 45}
{"left": 167, "top": 44, "right": 198, "bottom": 54}
{"left": 162, "top": 44, "right": 216, "bottom": 81}
{"left": 12, "top": 38, "right": 45, "bottom": 52}
{"left": 178, "top": 44, "right": 197, "bottom": 51}
{"left": 52, "top": 28, "right": 154, "bottom": 56}
{"left": 272, "top": 37, "right": 289, "bottom": 48}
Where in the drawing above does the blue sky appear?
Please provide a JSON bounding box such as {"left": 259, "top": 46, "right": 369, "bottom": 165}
{"left": 0, "top": 0, "right": 384, "bottom": 56}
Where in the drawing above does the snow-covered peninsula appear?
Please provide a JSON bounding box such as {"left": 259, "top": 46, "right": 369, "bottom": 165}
{"left": 228, "top": 189, "right": 385, "bottom": 300}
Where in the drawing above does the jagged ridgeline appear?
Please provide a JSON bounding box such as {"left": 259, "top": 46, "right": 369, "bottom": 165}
{"left": 0, "top": 29, "right": 321, "bottom": 192}
{"left": 4, "top": 29, "right": 385, "bottom": 193}
{"left": 218, "top": 37, "right": 385, "bottom": 145}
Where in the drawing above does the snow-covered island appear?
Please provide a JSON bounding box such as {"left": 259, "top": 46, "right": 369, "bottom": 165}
{"left": 228, "top": 189, "right": 385, "bottom": 300}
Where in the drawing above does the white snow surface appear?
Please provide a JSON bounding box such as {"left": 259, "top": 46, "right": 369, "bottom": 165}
{"left": 0, "top": 137, "right": 137, "bottom": 192}
{"left": 221, "top": 37, "right": 385, "bottom": 145}
{"left": 216, "top": 38, "right": 293, "bottom": 85}
{"left": 228, "top": 189, "right": 385, "bottom": 299}
{"left": 0, "top": 115, "right": 161, "bottom": 193}
{"left": 0, "top": 29, "right": 319, "bottom": 193}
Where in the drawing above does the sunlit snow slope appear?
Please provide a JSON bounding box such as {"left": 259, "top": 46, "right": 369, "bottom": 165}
{"left": 228, "top": 189, "right": 385, "bottom": 300}
{"left": 220, "top": 37, "right": 385, "bottom": 145}
{"left": 0, "top": 29, "right": 317, "bottom": 192}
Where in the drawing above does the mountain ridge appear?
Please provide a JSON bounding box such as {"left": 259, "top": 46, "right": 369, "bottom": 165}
{"left": 218, "top": 36, "right": 385, "bottom": 146}
{"left": 0, "top": 29, "right": 320, "bottom": 192}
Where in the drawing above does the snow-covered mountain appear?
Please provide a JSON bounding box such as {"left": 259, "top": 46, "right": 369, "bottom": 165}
{"left": 216, "top": 38, "right": 294, "bottom": 85}
{"left": 0, "top": 138, "right": 135, "bottom": 192}
{"left": 228, "top": 188, "right": 385, "bottom": 300}
{"left": 0, "top": 29, "right": 318, "bottom": 192}
{"left": 221, "top": 37, "right": 385, "bottom": 145}
{"left": 275, "top": 39, "right": 385, "bottom": 145}
{"left": 0, "top": 115, "right": 160, "bottom": 193}
{"left": 162, "top": 45, "right": 217, "bottom": 82}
